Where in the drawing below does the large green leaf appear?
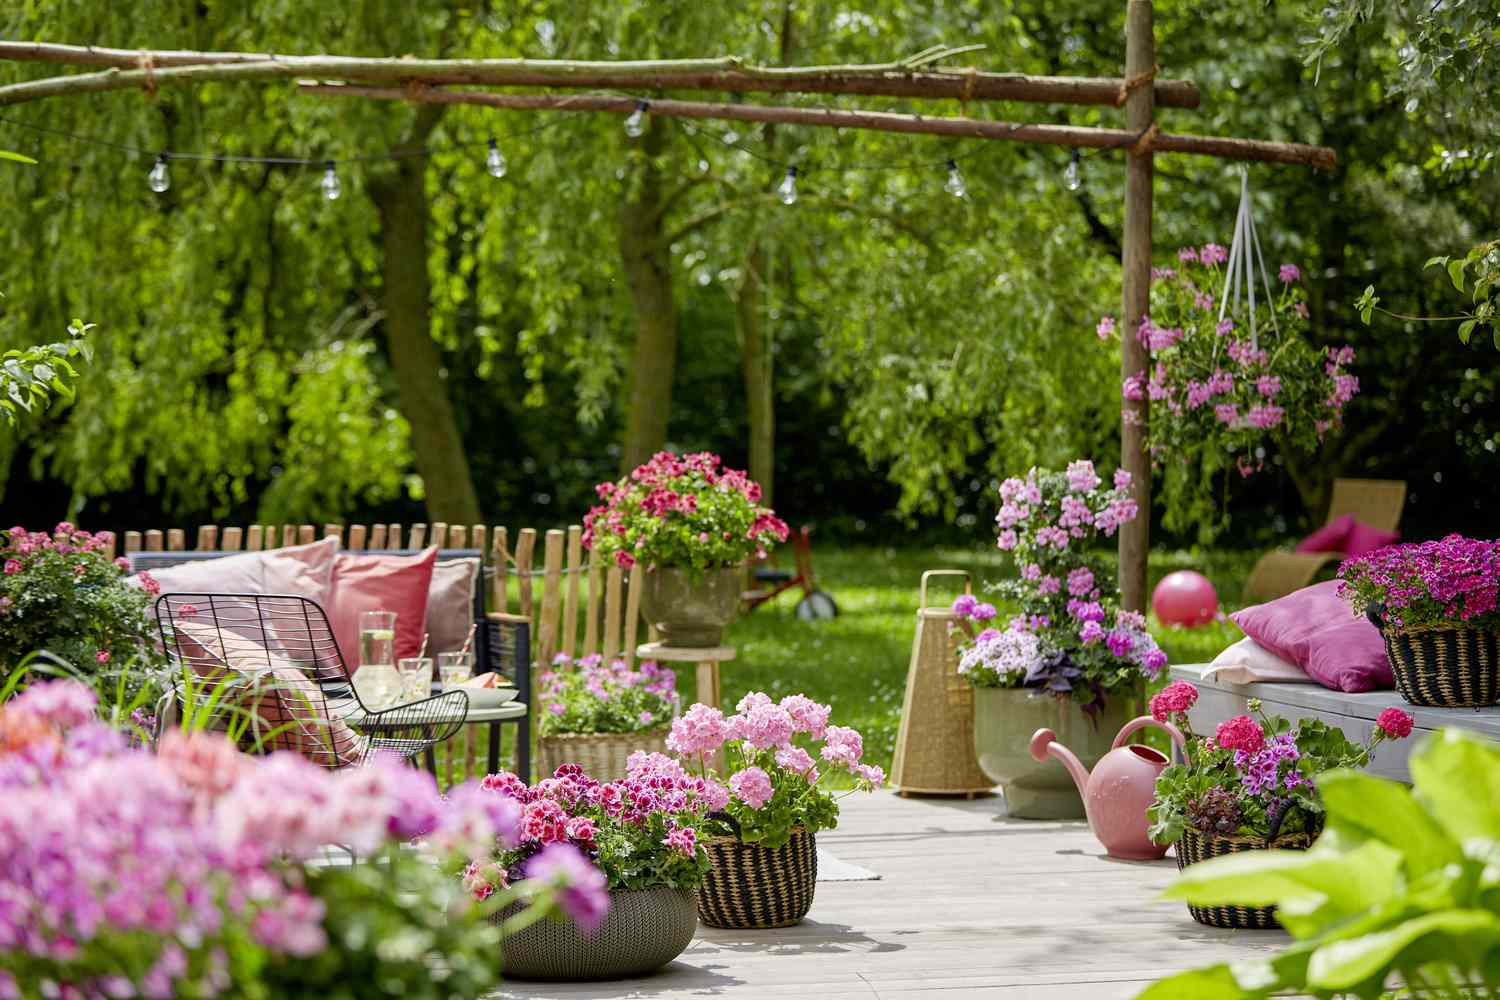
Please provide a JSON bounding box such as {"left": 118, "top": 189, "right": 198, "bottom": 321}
{"left": 1132, "top": 964, "right": 1261, "bottom": 1000}
{"left": 1162, "top": 841, "right": 1401, "bottom": 914}
{"left": 1318, "top": 770, "right": 1461, "bottom": 877}
{"left": 1409, "top": 731, "right": 1500, "bottom": 844}
{"left": 1306, "top": 910, "right": 1500, "bottom": 990}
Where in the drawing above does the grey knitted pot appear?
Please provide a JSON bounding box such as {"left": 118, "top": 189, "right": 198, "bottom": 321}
{"left": 498, "top": 886, "right": 698, "bottom": 981}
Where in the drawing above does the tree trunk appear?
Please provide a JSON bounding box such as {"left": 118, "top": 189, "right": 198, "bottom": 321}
{"left": 738, "top": 240, "right": 774, "bottom": 502}
{"left": 618, "top": 120, "right": 679, "bottom": 473}
{"left": 369, "top": 106, "right": 483, "bottom": 524}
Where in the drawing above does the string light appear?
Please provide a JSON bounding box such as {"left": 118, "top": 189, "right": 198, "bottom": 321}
{"left": 485, "top": 137, "right": 508, "bottom": 178}
{"left": 776, "top": 165, "right": 798, "bottom": 205}
{"left": 623, "top": 100, "right": 649, "bottom": 139}
{"left": 320, "top": 160, "right": 341, "bottom": 201}
{"left": 944, "top": 158, "right": 966, "bottom": 199}
{"left": 1062, "top": 149, "right": 1082, "bottom": 192}
{"left": 147, "top": 153, "right": 169, "bottom": 193}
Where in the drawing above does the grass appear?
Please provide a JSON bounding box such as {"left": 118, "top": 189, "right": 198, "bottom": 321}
{"left": 715, "top": 544, "right": 1259, "bottom": 777}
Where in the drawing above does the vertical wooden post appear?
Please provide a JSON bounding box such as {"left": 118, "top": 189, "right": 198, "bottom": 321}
{"left": 1119, "top": 0, "right": 1155, "bottom": 613}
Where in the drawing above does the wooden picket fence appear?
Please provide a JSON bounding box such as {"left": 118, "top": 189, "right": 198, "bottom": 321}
{"left": 118, "top": 520, "right": 649, "bottom": 784}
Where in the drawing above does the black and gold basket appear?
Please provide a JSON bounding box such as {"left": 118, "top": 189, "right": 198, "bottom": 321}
{"left": 1369, "top": 607, "right": 1500, "bottom": 708}
{"left": 697, "top": 827, "right": 817, "bottom": 929}
{"left": 1174, "top": 827, "right": 1313, "bottom": 929}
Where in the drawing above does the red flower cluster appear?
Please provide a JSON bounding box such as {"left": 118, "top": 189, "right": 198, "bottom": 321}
{"left": 1213, "top": 715, "right": 1266, "bottom": 755}
{"left": 1376, "top": 707, "right": 1414, "bottom": 740}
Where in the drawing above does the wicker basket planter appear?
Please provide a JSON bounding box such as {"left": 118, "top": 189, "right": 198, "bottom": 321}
{"left": 697, "top": 827, "right": 817, "bottom": 929}
{"left": 1370, "top": 614, "right": 1500, "bottom": 709}
{"left": 536, "top": 729, "right": 669, "bottom": 782}
{"left": 1174, "top": 827, "right": 1314, "bottom": 929}
{"left": 497, "top": 886, "right": 697, "bottom": 980}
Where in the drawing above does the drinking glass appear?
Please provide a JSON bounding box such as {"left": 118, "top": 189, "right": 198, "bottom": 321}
{"left": 438, "top": 650, "right": 474, "bottom": 691}
{"left": 398, "top": 656, "right": 434, "bottom": 702}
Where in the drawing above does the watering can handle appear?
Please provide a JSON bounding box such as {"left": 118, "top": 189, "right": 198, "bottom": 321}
{"left": 920, "top": 570, "right": 971, "bottom": 610}
{"left": 1112, "top": 715, "right": 1186, "bottom": 752}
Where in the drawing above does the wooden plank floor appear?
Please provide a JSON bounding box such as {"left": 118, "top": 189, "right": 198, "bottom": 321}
{"left": 493, "top": 790, "right": 1290, "bottom": 999}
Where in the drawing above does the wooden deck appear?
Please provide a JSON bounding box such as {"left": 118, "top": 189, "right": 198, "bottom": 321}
{"left": 493, "top": 790, "right": 1290, "bottom": 999}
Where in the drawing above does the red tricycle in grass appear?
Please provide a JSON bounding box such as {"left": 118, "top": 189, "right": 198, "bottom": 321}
{"left": 741, "top": 525, "right": 838, "bottom": 621}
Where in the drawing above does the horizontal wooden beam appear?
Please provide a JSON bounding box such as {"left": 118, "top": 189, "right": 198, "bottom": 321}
{"left": 302, "top": 83, "right": 1337, "bottom": 170}
{"left": 0, "top": 41, "right": 1202, "bottom": 109}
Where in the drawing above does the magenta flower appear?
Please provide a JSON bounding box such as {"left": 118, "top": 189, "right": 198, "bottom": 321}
{"left": 526, "top": 843, "right": 610, "bottom": 932}
{"left": 1376, "top": 708, "right": 1414, "bottom": 739}
{"left": 1096, "top": 316, "right": 1117, "bottom": 340}
{"left": 2, "top": 560, "right": 19, "bottom": 576}
{"left": 1199, "top": 243, "right": 1228, "bottom": 265}
{"left": 1278, "top": 264, "right": 1301, "bottom": 284}
{"left": 1214, "top": 715, "right": 1265, "bottom": 755}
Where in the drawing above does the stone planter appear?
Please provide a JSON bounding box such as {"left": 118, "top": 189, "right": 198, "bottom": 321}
{"left": 973, "top": 686, "right": 1136, "bottom": 819}
{"left": 498, "top": 886, "right": 697, "bottom": 980}
{"left": 639, "top": 565, "right": 743, "bottom": 648}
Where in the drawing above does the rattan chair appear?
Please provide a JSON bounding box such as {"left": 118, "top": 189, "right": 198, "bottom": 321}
{"left": 1243, "top": 478, "right": 1407, "bottom": 604}
{"left": 154, "top": 592, "right": 468, "bottom": 768}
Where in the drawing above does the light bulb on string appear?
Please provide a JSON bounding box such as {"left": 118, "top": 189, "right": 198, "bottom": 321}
{"left": 1062, "top": 149, "right": 1082, "bottom": 192}
{"left": 777, "top": 165, "right": 798, "bottom": 205}
{"left": 485, "top": 138, "right": 508, "bottom": 178}
{"left": 623, "top": 100, "right": 649, "bottom": 138}
{"left": 147, "top": 154, "right": 170, "bottom": 194}
{"left": 944, "top": 158, "right": 967, "bottom": 199}
{"left": 320, "top": 160, "right": 342, "bottom": 201}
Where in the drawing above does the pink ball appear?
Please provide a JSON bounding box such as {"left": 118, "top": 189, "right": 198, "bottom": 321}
{"left": 1152, "top": 571, "right": 1218, "bottom": 628}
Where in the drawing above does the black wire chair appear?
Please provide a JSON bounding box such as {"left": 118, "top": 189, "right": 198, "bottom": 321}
{"left": 153, "top": 592, "right": 468, "bottom": 769}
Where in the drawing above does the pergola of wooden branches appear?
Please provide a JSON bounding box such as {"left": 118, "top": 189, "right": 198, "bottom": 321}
{"left": 0, "top": 1, "right": 1336, "bottom": 611}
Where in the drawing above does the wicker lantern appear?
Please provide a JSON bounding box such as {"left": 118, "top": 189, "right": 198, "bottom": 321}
{"left": 890, "top": 571, "right": 994, "bottom": 797}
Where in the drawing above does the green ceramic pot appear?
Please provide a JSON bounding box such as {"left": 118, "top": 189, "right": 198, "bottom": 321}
{"left": 972, "top": 686, "right": 1136, "bottom": 820}
{"left": 639, "top": 565, "right": 743, "bottom": 648}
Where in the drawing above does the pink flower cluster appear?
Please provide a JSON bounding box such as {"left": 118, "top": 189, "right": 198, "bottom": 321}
{"left": 1149, "top": 679, "right": 1199, "bottom": 722}
{"left": 0, "top": 680, "right": 521, "bottom": 999}
{"left": 537, "top": 652, "right": 677, "bottom": 736}
{"left": 1214, "top": 715, "right": 1265, "bottom": 755}
{"left": 1377, "top": 707, "right": 1414, "bottom": 739}
{"left": 995, "top": 464, "right": 1137, "bottom": 551}
{"left": 1338, "top": 534, "right": 1500, "bottom": 630}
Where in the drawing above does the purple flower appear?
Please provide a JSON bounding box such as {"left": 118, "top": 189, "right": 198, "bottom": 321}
{"left": 971, "top": 602, "right": 997, "bottom": 622}
{"left": 1278, "top": 264, "right": 1301, "bottom": 284}
{"left": 1096, "top": 316, "right": 1116, "bottom": 340}
{"left": 952, "top": 594, "right": 978, "bottom": 618}
{"left": 525, "top": 843, "right": 610, "bottom": 932}
{"left": 1113, "top": 469, "right": 1131, "bottom": 490}
{"left": 1067, "top": 567, "right": 1095, "bottom": 597}
{"left": 1199, "top": 243, "right": 1228, "bottom": 265}
{"left": 1105, "top": 630, "right": 1134, "bottom": 658}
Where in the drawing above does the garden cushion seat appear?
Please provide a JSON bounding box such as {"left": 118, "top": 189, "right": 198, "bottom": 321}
{"left": 1244, "top": 478, "right": 1407, "bottom": 603}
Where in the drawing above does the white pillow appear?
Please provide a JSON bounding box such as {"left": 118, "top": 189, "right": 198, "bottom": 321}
{"left": 1204, "top": 636, "right": 1314, "bottom": 684}
{"left": 128, "top": 536, "right": 338, "bottom": 602}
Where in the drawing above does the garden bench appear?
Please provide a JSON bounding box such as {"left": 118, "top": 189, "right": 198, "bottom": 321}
{"left": 1169, "top": 662, "right": 1500, "bottom": 782}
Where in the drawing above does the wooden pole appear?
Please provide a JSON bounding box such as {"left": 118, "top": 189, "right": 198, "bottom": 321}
{"left": 301, "top": 84, "right": 1337, "bottom": 169}
{"left": 1119, "top": 0, "right": 1154, "bottom": 613}
{"left": 0, "top": 41, "right": 1204, "bottom": 109}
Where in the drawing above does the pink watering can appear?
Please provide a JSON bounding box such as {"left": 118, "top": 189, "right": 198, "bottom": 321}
{"left": 1029, "top": 716, "right": 1185, "bottom": 860}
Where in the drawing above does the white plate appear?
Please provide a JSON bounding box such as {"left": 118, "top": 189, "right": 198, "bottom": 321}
{"left": 459, "top": 687, "right": 520, "bottom": 708}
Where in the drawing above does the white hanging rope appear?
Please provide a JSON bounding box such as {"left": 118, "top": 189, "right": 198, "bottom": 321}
{"left": 1217, "top": 168, "right": 1278, "bottom": 349}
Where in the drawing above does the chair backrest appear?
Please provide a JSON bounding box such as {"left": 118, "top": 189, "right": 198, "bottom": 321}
{"left": 154, "top": 592, "right": 367, "bottom": 768}
{"left": 1326, "top": 478, "right": 1407, "bottom": 532}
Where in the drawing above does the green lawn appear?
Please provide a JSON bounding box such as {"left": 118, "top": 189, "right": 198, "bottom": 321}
{"left": 713, "top": 545, "right": 1257, "bottom": 777}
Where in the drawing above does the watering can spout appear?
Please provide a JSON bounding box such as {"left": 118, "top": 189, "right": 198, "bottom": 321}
{"left": 1029, "top": 728, "right": 1091, "bottom": 801}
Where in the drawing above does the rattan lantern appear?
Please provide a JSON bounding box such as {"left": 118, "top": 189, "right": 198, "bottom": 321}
{"left": 891, "top": 571, "right": 994, "bottom": 797}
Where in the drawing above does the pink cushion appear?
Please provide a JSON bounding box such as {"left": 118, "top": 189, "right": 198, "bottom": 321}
{"left": 1344, "top": 520, "right": 1400, "bottom": 558}
{"left": 1295, "top": 513, "right": 1355, "bottom": 554}
{"left": 129, "top": 536, "right": 338, "bottom": 601}
{"left": 329, "top": 547, "right": 437, "bottom": 670}
{"left": 427, "top": 558, "right": 480, "bottom": 655}
{"left": 1229, "top": 580, "right": 1392, "bottom": 692}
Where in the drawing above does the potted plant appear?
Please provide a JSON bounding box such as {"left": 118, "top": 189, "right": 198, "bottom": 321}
{"left": 666, "top": 692, "right": 884, "bottom": 929}
{"left": 583, "top": 451, "right": 789, "bottom": 648}
{"left": 1143, "top": 729, "right": 1500, "bottom": 998}
{"left": 1338, "top": 534, "right": 1500, "bottom": 708}
{"left": 1097, "top": 246, "right": 1359, "bottom": 539}
{"left": 958, "top": 461, "right": 1167, "bottom": 820}
{"left": 461, "top": 754, "right": 722, "bottom": 980}
{"left": 536, "top": 653, "right": 679, "bottom": 781}
{"left": 1146, "top": 680, "right": 1413, "bottom": 928}
{"left": 0, "top": 523, "right": 167, "bottom": 712}
{"left": 0, "top": 678, "right": 590, "bottom": 1000}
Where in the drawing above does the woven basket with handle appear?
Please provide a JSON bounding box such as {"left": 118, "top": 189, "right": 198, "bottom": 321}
{"left": 697, "top": 826, "right": 817, "bottom": 929}
{"left": 1174, "top": 827, "right": 1313, "bottom": 929}
{"left": 1368, "top": 607, "right": 1500, "bottom": 708}
{"left": 536, "top": 729, "right": 669, "bottom": 782}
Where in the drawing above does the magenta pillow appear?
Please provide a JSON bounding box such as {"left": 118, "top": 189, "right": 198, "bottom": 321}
{"left": 1295, "top": 513, "right": 1355, "bottom": 554}
{"left": 329, "top": 547, "right": 437, "bottom": 671}
{"left": 1230, "top": 580, "right": 1392, "bottom": 692}
{"left": 1344, "top": 521, "right": 1400, "bottom": 558}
